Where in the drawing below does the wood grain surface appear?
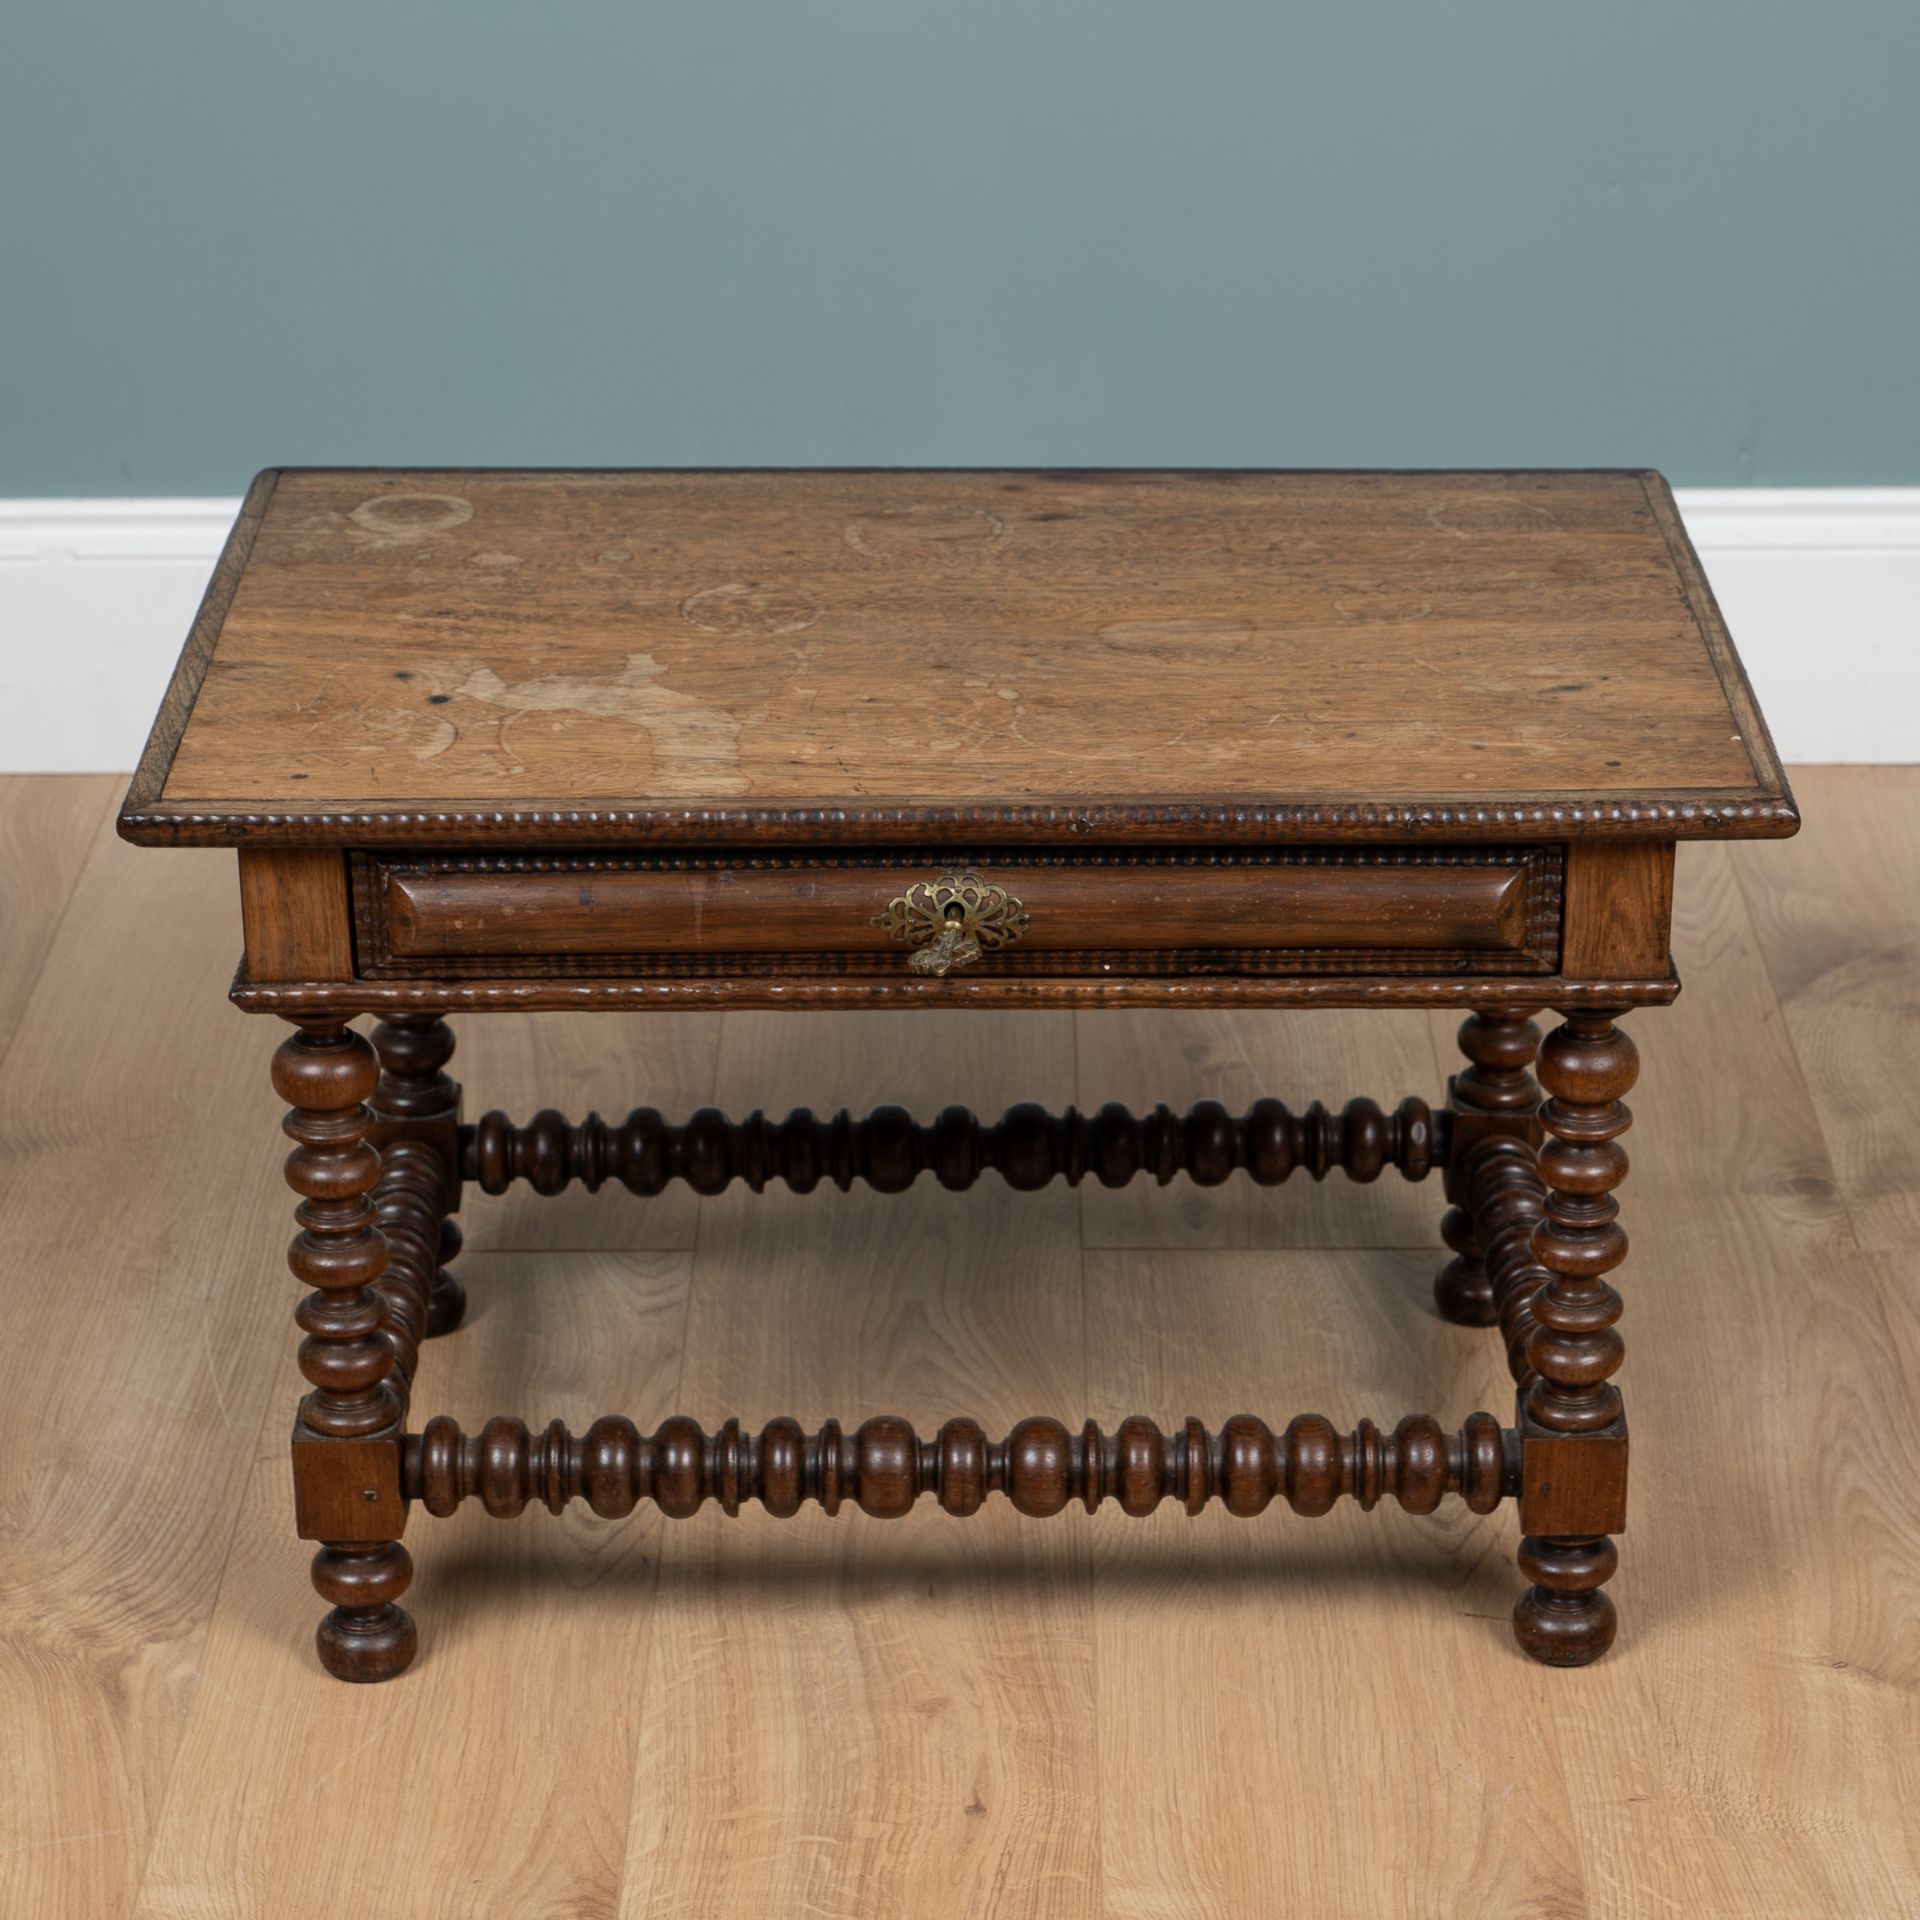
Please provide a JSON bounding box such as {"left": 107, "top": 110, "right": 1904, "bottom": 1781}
{"left": 1735, "top": 766, "right": 1920, "bottom": 1255}
{"left": 379, "top": 853, "right": 1534, "bottom": 958}
{"left": 121, "top": 470, "right": 1792, "bottom": 845}
{"left": 0, "top": 775, "right": 119, "bottom": 1064}
{"left": 1, "top": 769, "right": 1911, "bottom": 1917}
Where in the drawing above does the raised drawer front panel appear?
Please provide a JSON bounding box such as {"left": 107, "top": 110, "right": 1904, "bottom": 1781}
{"left": 351, "top": 848, "right": 1564, "bottom": 980}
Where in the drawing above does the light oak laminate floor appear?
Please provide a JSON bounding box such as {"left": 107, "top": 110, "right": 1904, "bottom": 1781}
{"left": 0, "top": 769, "right": 1914, "bottom": 1919}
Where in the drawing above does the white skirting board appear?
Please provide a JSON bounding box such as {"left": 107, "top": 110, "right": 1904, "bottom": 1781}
{"left": 0, "top": 489, "right": 1915, "bottom": 771}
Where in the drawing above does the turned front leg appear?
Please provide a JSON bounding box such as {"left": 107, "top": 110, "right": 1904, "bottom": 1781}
{"left": 275, "top": 1022, "right": 416, "bottom": 1683}
{"left": 1512, "top": 1010, "right": 1634, "bottom": 1666}
{"left": 1435, "top": 1009, "right": 1543, "bottom": 1326}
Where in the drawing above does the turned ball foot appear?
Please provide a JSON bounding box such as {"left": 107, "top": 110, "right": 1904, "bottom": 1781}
{"left": 426, "top": 1271, "right": 466, "bottom": 1338}
{"left": 312, "top": 1542, "right": 418, "bottom": 1682}
{"left": 1434, "top": 1205, "right": 1498, "bottom": 1325}
{"left": 425, "top": 1218, "right": 466, "bottom": 1338}
{"left": 1512, "top": 1535, "right": 1618, "bottom": 1667}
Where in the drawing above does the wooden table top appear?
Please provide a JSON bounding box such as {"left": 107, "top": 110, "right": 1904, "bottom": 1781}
{"left": 121, "top": 469, "right": 1794, "bottom": 848}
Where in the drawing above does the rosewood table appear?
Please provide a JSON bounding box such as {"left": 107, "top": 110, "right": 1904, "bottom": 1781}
{"left": 119, "top": 468, "right": 1797, "bottom": 1681}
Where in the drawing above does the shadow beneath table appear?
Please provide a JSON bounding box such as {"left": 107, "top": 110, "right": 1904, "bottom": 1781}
{"left": 403, "top": 1512, "right": 1550, "bottom": 1663}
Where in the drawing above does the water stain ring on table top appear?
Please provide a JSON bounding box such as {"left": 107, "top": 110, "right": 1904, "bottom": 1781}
{"left": 347, "top": 493, "right": 475, "bottom": 540}
{"left": 679, "top": 582, "right": 821, "bottom": 635}
{"left": 843, "top": 505, "right": 1004, "bottom": 558}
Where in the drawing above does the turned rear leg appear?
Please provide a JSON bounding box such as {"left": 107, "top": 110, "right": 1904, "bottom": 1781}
{"left": 1435, "top": 1009, "right": 1543, "bottom": 1326}
{"left": 371, "top": 1013, "right": 465, "bottom": 1337}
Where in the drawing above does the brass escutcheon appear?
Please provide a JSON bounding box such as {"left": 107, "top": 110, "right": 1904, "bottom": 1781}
{"left": 871, "top": 868, "right": 1029, "bottom": 976}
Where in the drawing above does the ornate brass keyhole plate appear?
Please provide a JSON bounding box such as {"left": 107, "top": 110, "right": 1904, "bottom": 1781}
{"left": 871, "top": 868, "right": 1030, "bottom": 976}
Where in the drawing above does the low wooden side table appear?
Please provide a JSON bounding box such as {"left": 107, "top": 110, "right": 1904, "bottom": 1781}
{"left": 119, "top": 468, "right": 1796, "bottom": 1681}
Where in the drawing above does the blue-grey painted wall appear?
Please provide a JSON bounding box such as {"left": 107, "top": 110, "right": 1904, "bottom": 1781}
{"left": 4, "top": 3, "right": 1916, "bottom": 494}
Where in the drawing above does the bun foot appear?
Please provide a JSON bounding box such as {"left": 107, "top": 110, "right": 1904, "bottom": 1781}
{"left": 426, "top": 1266, "right": 466, "bottom": 1338}
{"left": 1428, "top": 1221, "right": 1497, "bottom": 1328}
{"left": 312, "top": 1542, "right": 418, "bottom": 1682}
{"left": 1512, "top": 1535, "right": 1617, "bottom": 1666}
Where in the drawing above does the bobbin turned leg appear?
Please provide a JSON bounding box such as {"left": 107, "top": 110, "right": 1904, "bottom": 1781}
{"left": 1511, "top": 1009, "right": 1634, "bottom": 1666}
{"left": 370, "top": 1013, "right": 465, "bottom": 1337}
{"left": 1435, "top": 1009, "right": 1544, "bottom": 1325}
{"left": 276, "top": 1022, "right": 416, "bottom": 1682}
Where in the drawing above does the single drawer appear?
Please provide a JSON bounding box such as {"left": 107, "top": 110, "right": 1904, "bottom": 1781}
{"left": 351, "top": 848, "right": 1564, "bottom": 981}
